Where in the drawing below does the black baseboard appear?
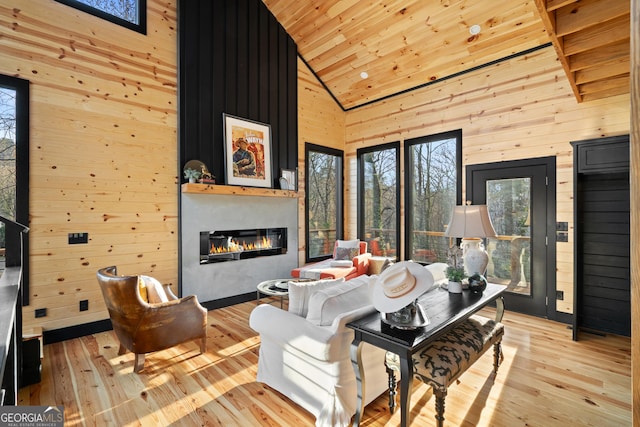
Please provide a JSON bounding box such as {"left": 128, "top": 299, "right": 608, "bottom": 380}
{"left": 43, "top": 319, "right": 113, "bottom": 345}
{"left": 554, "top": 311, "right": 573, "bottom": 325}
{"left": 200, "top": 292, "right": 255, "bottom": 311}
{"left": 40, "top": 292, "right": 256, "bottom": 344}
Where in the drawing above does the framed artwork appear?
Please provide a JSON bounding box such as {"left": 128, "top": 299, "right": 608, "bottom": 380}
{"left": 223, "top": 114, "right": 273, "bottom": 188}
{"left": 281, "top": 168, "right": 297, "bottom": 191}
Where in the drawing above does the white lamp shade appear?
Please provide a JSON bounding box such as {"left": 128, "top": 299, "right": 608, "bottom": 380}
{"left": 444, "top": 204, "right": 497, "bottom": 238}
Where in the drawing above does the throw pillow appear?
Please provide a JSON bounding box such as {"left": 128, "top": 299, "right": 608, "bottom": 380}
{"left": 425, "top": 262, "right": 449, "bottom": 287}
{"left": 306, "top": 275, "right": 373, "bottom": 326}
{"left": 137, "top": 276, "right": 149, "bottom": 303}
{"left": 333, "top": 239, "right": 360, "bottom": 260}
{"left": 288, "top": 277, "right": 345, "bottom": 317}
{"left": 330, "top": 259, "right": 354, "bottom": 268}
{"left": 140, "top": 275, "right": 169, "bottom": 304}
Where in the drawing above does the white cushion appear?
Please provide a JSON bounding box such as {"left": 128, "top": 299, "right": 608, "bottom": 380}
{"left": 306, "top": 276, "right": 373, "bottom": 326}
{"left": 288, "top": 278, "right": 345, "bottom": 317}
{"left": 330, "top": 259, "right": 354, "bottom": 268}
{"left": 333, "top": 239, "right": 360, "bottom": 260}
{"left": 426, "top": 262, "right": 449, "bottom": 286}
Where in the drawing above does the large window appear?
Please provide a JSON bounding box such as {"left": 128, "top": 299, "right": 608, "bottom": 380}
{"left": 357, "top": 142, "right": 400, "bottom": 260}
{"left": 0, "top": 75, "right": 29, "bottom": 303}
{"left": 405, "top": 130, "right": 462, "bottom": 264}
{"left": 305, "top": 143, "right": 343, "bottom": 262}
{"left": 56, "top": 0, "right": 147, "bottom": 34}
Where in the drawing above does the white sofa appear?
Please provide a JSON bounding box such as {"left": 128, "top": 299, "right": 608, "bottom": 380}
{"left": 249, "top": 275, "right": 388, "bottom": 427}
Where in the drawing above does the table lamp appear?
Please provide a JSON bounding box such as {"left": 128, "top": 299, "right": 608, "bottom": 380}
{"left": 444, "top": 202, "right": 497, "bottom": 276}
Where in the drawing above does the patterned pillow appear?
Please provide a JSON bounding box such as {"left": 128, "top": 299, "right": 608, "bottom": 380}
{"left": 333, "top": 239, "right": 360, "bottom": 260}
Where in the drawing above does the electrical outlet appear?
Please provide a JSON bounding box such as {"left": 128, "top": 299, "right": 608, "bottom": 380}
{"left": 79, "top": 300, "right": 89, "bottom": 311}
{"left": 35, "top": 308, "right": 47, "bottom": 318}
{"left": 556, "top": 290, "right": 564, "bottom": 301}
{"left": 68, "top": 232, "right": 89, "bottom": 244}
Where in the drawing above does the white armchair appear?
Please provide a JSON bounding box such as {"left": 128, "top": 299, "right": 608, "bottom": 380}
{"left": 249, "top": 276, "right": 388, "bottom": 427}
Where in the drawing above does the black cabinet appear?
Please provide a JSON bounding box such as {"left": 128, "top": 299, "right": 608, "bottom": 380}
{"left": 572, "top": 135, "right": 630, "bottom": 339}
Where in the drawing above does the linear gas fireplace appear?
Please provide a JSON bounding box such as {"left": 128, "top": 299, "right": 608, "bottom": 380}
{"left": 200, "top": 227, "right": 287, "bottom": 264}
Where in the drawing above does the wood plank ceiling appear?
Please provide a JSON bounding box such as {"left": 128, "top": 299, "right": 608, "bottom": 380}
{"left": 261, "top": 0, "right": 630, "bottom": 110}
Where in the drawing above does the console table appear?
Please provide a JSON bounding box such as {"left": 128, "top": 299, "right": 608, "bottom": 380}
{"left": 347, "top": 283, "right": 506, "bottom": 427}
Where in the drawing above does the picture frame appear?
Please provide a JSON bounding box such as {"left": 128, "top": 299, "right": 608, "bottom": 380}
{"left": 223, "top": 113, "right": 273, "bottom": 188}
{"left": 281, "top": 168, "right": 297, "bottom": 191}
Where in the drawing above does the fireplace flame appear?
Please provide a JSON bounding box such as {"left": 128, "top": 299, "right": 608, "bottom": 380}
{"left": 210, "top": 236, "right": 273, "bottom": 254}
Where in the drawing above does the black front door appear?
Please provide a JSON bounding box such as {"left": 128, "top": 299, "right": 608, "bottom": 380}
{"left": 467, "top": 157, "right": 556, "bottom": 318}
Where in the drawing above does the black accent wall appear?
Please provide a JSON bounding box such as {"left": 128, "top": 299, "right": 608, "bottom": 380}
{"left": 179, "top": 0, "right": 298, "bottom": 186}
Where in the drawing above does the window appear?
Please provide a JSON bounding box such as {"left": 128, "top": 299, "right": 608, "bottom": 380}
{"left": 305, "top": 143, "right": 343, "bottom": 262}
{"left": 357, "top": 142, "right": 400, "bottom": 260}
{"left": 56, "top": 0, "right": 147, "bottom": 34}
{"left": 404, "top": 130, "right": 462, "bottom": 264}
{"left": 0, "top": 74, "right": 30, "bottom": 303}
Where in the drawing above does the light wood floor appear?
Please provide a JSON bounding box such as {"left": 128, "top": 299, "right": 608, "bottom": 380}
{"left": 19, "top": 298, "right": 631, "bottom": 426}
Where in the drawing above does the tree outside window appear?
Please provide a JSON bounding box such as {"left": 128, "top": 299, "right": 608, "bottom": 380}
{"left": 56, "top": 0, "right": 146, "bottom": 33}
{"left": 306, "top": 144, "right": 343, "bottom": 261}
{"left": 0, "top": 88, "right": 17, "bottom": 229}
{"left": 405, "top": 130, "right": 462, "bottom": 264}
{"left": 358, "top": 143, "right": 399, "bottom": 259}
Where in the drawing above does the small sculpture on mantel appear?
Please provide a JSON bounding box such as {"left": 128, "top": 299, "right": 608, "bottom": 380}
{"left": 199, "top": 164, "right": 215, "bottom": 184}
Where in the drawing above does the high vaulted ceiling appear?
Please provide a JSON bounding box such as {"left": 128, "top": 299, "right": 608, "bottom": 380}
{"left": 262, "top": 0, "right": 630, "bottom": 110}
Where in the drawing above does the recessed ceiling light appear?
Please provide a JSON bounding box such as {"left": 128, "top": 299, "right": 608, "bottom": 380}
{"left": 469, "top": 24, "right": 481, "bottom": 35}
{"left": 360, "top": 71, "right": 369, "bottom": 79}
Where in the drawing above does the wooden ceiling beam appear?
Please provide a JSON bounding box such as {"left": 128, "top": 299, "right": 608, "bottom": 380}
{"left": 569, "top": 39, "right": 630, "bottom": 72}
{"left": 555, "top": 0, "right": 629, "bottom": 37}
{"left": 575, "top": 59, "right": 630, "bottom": 84}
{"left": 533, "top": 0, "right": 582, "bottom": 101}
{"left": 545, "top": 0, "right": 578, "bottom": 13}
{"left": 563, "top": 14, "right": 630, "bottom": 55}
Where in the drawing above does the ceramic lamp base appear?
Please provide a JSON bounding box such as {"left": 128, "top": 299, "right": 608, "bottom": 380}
{"left": 461, "top": 238, "right": 489, "bottom": 276}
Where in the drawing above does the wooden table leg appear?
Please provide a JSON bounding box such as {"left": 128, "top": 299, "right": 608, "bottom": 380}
{"left": 399, "top": 350, "right": 414, "bottom": 427}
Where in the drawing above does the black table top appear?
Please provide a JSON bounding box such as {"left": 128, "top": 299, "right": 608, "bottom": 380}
{"left": 347, "top": 283, "right": 506, "bottom": 352}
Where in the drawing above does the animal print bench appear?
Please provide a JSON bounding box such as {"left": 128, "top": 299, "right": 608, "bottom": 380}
{"left": 385, "top": 313, "right": 505, "bottom": 427}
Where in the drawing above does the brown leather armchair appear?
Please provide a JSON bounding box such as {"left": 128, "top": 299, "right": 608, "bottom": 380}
{"left": 96, "top": 266, "right": 207, "bottom": 373}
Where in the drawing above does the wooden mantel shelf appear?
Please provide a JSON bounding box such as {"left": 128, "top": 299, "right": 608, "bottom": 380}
{"left": 181, "top": 183, "right": 298, "bottom": 198}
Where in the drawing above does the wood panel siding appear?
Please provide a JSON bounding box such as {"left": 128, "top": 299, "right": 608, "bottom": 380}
{"left": 577, "top": 172, "right": 630, "bottom": 336}
{"left": 343, "top": 46, "right": 631, "bottom": 316}
{"left": 179, "top": 0, "right": 298, "bottom": 189}
{"left": 0, "top": 1, "right": 180, "bottom": 332}
{"left": 265, "top": 0, "right": 552, "bottom": 110}
{"left": 296, "top": 59, "right": 346, "bottom": 265}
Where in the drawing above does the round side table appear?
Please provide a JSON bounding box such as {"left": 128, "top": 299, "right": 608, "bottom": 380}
{"left": 256, "top": 279, "right": 291, "bottom": 308}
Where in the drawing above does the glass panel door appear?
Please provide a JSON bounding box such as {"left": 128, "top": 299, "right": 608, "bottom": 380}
{"left": 467, "top": 157, "right": 556, "bottom": 318}
{"left": 485, "top": 178, "right": 531, "bottom": 296}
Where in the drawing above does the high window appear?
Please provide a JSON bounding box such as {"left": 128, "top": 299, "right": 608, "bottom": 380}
{"left": 404, "top": 130, "right": 462, "bottom": 264}
{"left": 305, "top": 143, "right": 343, "bottom": 262}
{"left": 357, "top": 142, "right": 400, "bottom": 260}
{"left": 56, "top": 0, "right": 147, "bottom": 34}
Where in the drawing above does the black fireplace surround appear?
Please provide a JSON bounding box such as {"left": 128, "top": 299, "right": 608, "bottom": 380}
{"left": 200, "top": 228, "right": 287, "bottom": 264}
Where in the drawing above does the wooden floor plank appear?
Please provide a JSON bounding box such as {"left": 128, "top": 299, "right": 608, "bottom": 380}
{"left": 19, "top": 301, "right": 631, "bottom": 426}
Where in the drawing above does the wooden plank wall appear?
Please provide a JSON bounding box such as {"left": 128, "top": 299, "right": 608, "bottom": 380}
{"left": 0, "top": 1, "right": 179, "bottom": 332}
{"left": 296, "top": 59, "right": 345, "bottom": 265}
{"left": 343, "top": 46, "right": 630, "bottom": 315}
{"left": 630, "top": 0, "right": 639, "bottom": 424}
